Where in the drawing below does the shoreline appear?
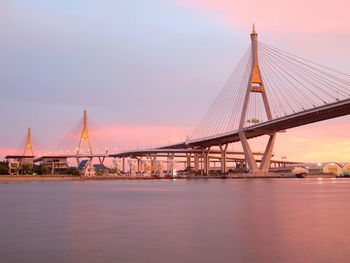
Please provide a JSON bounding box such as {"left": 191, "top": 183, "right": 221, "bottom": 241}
{"left": 0, "top": 174, "right": 298, "bottom": 182}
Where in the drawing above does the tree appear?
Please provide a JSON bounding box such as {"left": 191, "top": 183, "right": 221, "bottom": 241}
{"left": 0, "top": 161, "right": 9, "bottom": 175}
{"left": 67, "top": 167, "right": 80, "bottom": 176}
{"left": 22, "top": 164, "right": 32, "bottom": 175}
{"left": 32, "top": 165, "right": 50, "bottom": 175}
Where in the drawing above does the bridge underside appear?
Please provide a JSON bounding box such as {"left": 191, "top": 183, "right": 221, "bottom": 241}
{"left": 155, "top": 98, "right": 350, "bottom": 175}
{"left": 109, "top": 148, "right": 300, "bottom": 175}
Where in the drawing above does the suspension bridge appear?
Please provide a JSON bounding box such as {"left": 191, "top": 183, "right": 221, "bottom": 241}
{"left": 115, "top": 25, "right": 350, "bottom": 176}
{"left": 5, "top": 25, "right": 350, "bottom": 176}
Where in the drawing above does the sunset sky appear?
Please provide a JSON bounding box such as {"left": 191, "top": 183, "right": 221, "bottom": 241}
{"left": 1, "top": 0, "right": 350, "bottom": 162}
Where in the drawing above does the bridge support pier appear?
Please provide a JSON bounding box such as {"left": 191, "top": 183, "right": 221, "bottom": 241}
{"left": 137, "top": 157, "right": 142, "bottom": 173}
{"left": 167, "top": 154, "right": 170, "bottom": 172}
{"left": 167, "top": 153, "right": 175, "bottom": 173}
{"left": 219, "top": 144, "right": 228, "bottom": 174}
{"left": 98, "top": 156, "right": 106, "bottom": 164}
{"left": 259, "top": 133, "right": 276, "bottom": 172}
{"left": 203, "top": 147, "right": 211, "bottom": 175}
{"left": 239, "top": 131, "right": 276, "bottom": 175}
{"left": 151, "top": 155, "right": 154, "bottom": 172}
{"left": 194, "top": 154, "right": 199, "bottom": 172}
{"left": 200, "top": 154, "right": 203, "bottom": 176}
{"left": 186, "top": 153, "right": 192, "bottom": 169}
{"left": 239, "top": 131, "right": 259, "bottom": 173}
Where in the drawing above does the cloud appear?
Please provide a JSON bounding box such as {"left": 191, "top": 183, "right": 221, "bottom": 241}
{"left": 175, "top": 0, "right": 350, "bottom": 32}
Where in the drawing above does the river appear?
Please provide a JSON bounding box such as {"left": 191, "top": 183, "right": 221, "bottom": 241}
{"left": 1, "top": 178, "right": 350, "bottom": 262}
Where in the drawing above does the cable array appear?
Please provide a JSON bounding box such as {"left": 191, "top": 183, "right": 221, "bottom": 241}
{"left": 259, "top": 42, "right": 350, "bottom": 118}
{"left": 191, "top": 46, "right": 252, "bottom": 139}
{"left": 190, "top": 41, "right": 350, "bottom": 140}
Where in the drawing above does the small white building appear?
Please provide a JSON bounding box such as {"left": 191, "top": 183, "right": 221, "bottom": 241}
{"left": 323, "top": 163, "right": 342, "bottom": 175}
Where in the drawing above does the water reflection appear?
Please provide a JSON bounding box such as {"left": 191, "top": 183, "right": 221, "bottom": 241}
{"left": 1, "top": 179, "right": 350, "bottom": 262}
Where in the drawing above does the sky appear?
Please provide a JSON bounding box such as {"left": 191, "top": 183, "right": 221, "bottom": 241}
{"left": 1, "top": 0, "right": 350, "bottom": 162}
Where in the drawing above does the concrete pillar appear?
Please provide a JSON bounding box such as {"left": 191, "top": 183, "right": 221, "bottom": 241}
{"left": 194, "top": 154, "right": 199, "bottom": 171}
{"left": 239, "top": 131, "right": 259, "bottom": 173}
{"left": 137, "top": 158, "right": 141, "bottom": 173}
{"left": 203, "top": 148, "right": 210, "bottom": 175}
{"left": 203, "top": 151, "right": 207, "bottom": 175}
{"left": 200, "top": 154, "right": 203, "bottom": 176}
{"left": 186, "top": 153, "right": 191, "bottom": 169}
{"left": 167, "top": 154, "right": 170, "bottom": 172}
{"left": 237, "top": 26, "right": 275, "bottom": 176}
{"left": 259, "top": 133, "right": 276, "bottom": 173}
{"left": 219, "top": 144, "right": 228, "bottom": 174}
{"left": 151, "top": 155, "right": 156, "bottom": 172}
{"left": 122, "top": 157, "right": 125, "bottom": 173}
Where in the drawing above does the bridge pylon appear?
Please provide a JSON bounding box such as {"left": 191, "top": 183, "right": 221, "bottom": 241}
{"left": 24, "top": 125, "right": 34, "bottom": 156}
{"left": 239, "top": 24, "right": 276, "bottom": 175}
{"left": 76, "top": 107, "right": 93, "bottom": 165}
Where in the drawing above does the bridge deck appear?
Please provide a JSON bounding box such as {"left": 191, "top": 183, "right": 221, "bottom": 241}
{"left": 163, "top": 98, "right": 350, "bottom": 149}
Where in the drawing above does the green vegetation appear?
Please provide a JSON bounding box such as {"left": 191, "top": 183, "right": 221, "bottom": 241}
{"left": 20, "top": 164, "right": 51, "bottom": 175}
{"left": 108, "top": 168, "right": 120, "bottom": 174}
{"left": 22, "top": 164, "right": 32, "bottom": 174}
{"left": 1, "top": 162, "right": 82, "bottom": 176}
{"left": 67, "top": 167, "right": 80, "bottom": 176}
{"left": 0, "top": 161, "right": 9, "bottom": 175}
{"left": 32, "top": 165, "right": 50, "bottom": 175}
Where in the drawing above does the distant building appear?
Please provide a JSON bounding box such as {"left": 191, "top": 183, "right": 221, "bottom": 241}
{"left": 34, "top": 156, "right": 68, "bottom": 175}
{"left": 323, "top": 163, "right": 342, "bottom": 175}
{"left": 287, "top": 162, "right": 348, "bottom": 176}
{"left": 78, "top": 159, "right": 109, "bottom": 176}
{"left": 342, "top": 163, "right": 350, "bottom": 175}
{"left": 5, "top": 155, "right": 35, "bottom": 175}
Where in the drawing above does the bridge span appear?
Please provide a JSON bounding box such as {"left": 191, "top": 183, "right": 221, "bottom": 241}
{"left": 165, "top": 98, "right": 350, "bottom": 149}
{"left": 6, "top": 25, "right": 350, "bottom": 177}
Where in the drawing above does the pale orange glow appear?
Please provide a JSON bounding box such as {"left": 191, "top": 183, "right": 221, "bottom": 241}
{"left": 275, "top": 119, "right": 350, "bottom": 162}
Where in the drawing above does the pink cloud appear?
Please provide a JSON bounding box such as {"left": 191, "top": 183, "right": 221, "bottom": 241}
{"left": 0, "top": 148, "right": 20, "bottom": 157}
{"left": 175, "top": 0, "right": 350, "bottom": 32}
{"left": 50, "top": 124, "right": 194, "bottom": 154}
{"left": 2, "top": 120, "right": 350, "bottom": 164}
{"left": 93, "top": 124, "right": 193, "bottom": 146}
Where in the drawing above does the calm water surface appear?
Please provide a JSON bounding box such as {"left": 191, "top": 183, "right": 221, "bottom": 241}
{"left": 1, "top": 179, "right": 350, "bottom": 263}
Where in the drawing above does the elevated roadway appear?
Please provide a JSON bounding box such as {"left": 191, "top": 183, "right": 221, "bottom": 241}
{"left": 162, "top": 98, "right": 350, "bottom": 149}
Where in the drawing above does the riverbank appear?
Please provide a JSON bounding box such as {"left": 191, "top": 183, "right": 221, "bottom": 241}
{"left": 0, "top": 173, "right": 298, "bottom": 182}
{"left": 0, "top": 175, "right": 227, "bottom": 182}
{"left": 0, "top": 175, "right": 80, "bottom": 182}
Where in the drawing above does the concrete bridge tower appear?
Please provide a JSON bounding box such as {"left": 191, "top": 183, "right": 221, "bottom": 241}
{"left": 239, "top": 24, "right": 276, "bottom": 175}
{"left": 76, "top": 107, "right": 93, "bottom": 156}
{"left": 24, "top": 125, "right": 34, "bottom": 156}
